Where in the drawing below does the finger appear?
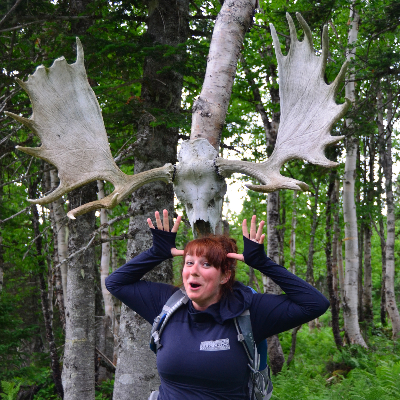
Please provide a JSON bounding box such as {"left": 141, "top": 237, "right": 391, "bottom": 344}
{"left": 242, "top": 219, "right": 249, "bottom": 238}
{"left": 226, "top": 253, "right": 244, "bottom": 262}
{"left": 155, "top": 211, "right": 163, "bottom": 230}
{"left": 250, "top": 215, "right": 257, "bottom": 239}
{"left": 147, "top": 218, "right": 155, "bottom": 229}
{"left": 171, "top": 248, "right": 184, "bottom": 257}
{"left": 171, "top": 215, "right": 182, "bottom": 233}
{"left": 163, "top": 209, "right": 169, "bottom": 231}
{"left": 259, "top": 233, "right": 266, "bottom": 244}
{"left": 256, "top": 220, "right": 265, "bottom": 242}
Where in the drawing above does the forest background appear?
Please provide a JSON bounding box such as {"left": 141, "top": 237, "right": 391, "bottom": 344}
{"left": 1, "top": 0, "right": 400, "bottom": 399}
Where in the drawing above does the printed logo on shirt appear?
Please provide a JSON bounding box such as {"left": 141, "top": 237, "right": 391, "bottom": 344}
{"left": 200, "top": 338, "right": 230, "bottom": 351}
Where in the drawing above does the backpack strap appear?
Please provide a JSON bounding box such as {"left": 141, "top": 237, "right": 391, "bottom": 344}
{"left": 150, "top": 288, "right": 189, "bottom": 354}
{"left": 234, "top": 303, "right": 272, "bottom": 400}
{"left": 235, "top": 310, "right": 256, "bottom": 363}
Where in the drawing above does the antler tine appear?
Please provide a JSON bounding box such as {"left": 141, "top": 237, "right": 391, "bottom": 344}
{"left": 332, "top": 61, "right": 350, "bottom": 96}
{"left": 269, "top": 23, "right": 283, "bottom": 61}
{"left": 7, "top": 38, "right": 175, "bottom": 218}
{"left": 286, "top": 13, "right": 298, "bottom": 45}
{"left": 216, "top": 13, "right": 350, "bottom": 193}
{"left": 75, "top": 37, "right": 84, "bottom": 65}
{"left": 320, "top": 24, "right": 329, "bottom": 77}
{"left": 295, "top": 12, "right": 313, "bottom": 50}
{"left": 66, "top": 164, "right": 174, "bottom": 219}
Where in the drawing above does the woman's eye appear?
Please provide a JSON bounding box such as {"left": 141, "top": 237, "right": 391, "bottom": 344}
{"left": 203, "top": 262, "right": 211, "bottom": 267}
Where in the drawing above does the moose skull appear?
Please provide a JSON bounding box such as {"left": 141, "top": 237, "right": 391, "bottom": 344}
{"left": 173, "top": 139, "right": 227, "bottom": 234}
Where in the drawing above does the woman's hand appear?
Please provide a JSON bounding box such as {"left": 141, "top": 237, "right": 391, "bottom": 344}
{"left": 227, "top": 215, "right": 265, "bottom": 261}
{"left": 147, "top": 210, "right": 184, "bottom": 257}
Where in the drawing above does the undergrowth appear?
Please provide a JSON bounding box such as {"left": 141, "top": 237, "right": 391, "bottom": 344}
{"left": 274, "top": 313, "right": 400, "bottom": 400}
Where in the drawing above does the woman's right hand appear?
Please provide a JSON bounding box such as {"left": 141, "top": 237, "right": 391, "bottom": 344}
{"left": 147, "top": 210, "right": 184, "bottom": 257}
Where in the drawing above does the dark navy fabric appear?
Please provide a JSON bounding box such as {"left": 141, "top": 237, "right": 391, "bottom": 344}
{"left": 106, "top": 229, "right": 330, "bottom": 399}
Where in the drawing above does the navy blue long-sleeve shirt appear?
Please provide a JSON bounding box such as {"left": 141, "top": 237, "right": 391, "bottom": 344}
{"left": 106, "top": 229, "right": 329, "bottom": 399}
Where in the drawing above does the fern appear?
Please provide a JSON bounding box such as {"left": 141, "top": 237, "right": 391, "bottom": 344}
{"left": 0, "top": 381, "right": 21, "bottom": 400}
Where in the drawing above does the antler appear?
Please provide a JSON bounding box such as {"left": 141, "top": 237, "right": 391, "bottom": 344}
{"left": 6, "top": 38, "right": 174, "bottom": 219}
{"left": 216, "top": 13, "right": 351, "bottom": 192}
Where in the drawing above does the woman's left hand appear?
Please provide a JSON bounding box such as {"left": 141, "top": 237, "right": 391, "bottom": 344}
{"left": 227, "top": 215, "right": 265, "bottom": 261}
{"left": 147, "top": 210, "right": 184, "bottom": 257}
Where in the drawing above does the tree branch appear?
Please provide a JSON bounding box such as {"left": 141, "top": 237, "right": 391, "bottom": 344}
{"left": 0, "top": 206, "right": 30, "bottom": 224}
{"left": 0, "top": 15, "right": 91, "bottom": 33}
{"left": 0, "top": 0, "right": 24, "bottom": 28}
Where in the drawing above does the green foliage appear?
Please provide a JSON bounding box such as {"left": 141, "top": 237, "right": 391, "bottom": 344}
{"left": 95, "top": 379, "right": 114, "bottom": 399}
{"left": 0, "top": 294, "right": 38, "bottom": 381}
{"left": 0, "top": 381, "right": 20, "bottom": 400}
{"left": 273, "top": 325, "right": 400, "bottom": 400}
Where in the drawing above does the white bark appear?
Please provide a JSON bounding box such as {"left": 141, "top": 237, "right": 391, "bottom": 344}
{"left": 97, "top": 180, "right": 113, "bottom": 321}
{"left": 342, "top": 4, "right": 367, "bottom": 347}
{"left": 290, "top": 192, "right": 297, "bottom": 275}
{"left": 97, "top": 180, "right": 114, "bottom": 381}
{"left": 381, "top": 88, "right": 400, "bottom": 338}
{"left": 190, "top": 0, "right": 257, "bottom": 149}
{"left": 50, "top": 170, "right": 68, "bottom": 304}
{"left": 111, "top": 237, "right": 120, "bottom": 365}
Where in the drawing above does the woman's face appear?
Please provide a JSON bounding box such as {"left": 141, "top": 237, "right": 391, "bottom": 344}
{"left": 182, "top": 253, "right": 230, "bottom": 311}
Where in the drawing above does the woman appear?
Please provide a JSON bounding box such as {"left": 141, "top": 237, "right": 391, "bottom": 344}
{"left": 105, "top": 210, "right": 329, "bottom": 400}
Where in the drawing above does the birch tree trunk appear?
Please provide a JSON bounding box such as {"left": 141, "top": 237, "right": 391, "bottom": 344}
{"left": 326, "top": 173, "right": 343, "bottom": 348}
{"left": 362, "top": 134, "right": 374, "bottom": 325}
{"left": 112, "top": 2, "right": 189, "bottom": 399}
{"left": 335, "top": 179, "right": 345, "bottom": 307}
{"left": 97, "top": 180, "right": 114, "bottom": 381}
{"left": 290, "top": 192, "right": 297, "bottom": 275}
{"left": 306, "top": 183, "right": 320, "bottom": 287}
{"left": 342, "top": 4, "right": 366, "bottom": 347}
{"left": 376, "top": 129, "right": 387, "bottom": 325}
{"left": 381, "top": 87, "right": 400, "bottom": 339}
{"left": 111, "top": 237, "right": 121, "bottom": 365}
{"left": 62, "top": 183, "right": 97, "bottom": 400}
{"left": 265, "top": 192, "right": 285, "bottom": 374}
{"left": 50, "top": 170, "right": 67, "bottom": 325}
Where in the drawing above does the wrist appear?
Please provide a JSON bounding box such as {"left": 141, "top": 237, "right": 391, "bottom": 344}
{"left": 150, "top": 228, "right": 177, "bottom": 258}
{"left": 242, "top": 235, "right": 269, "bottom": 267}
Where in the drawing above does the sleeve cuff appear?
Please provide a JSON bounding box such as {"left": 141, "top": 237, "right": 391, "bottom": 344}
{"left": 150, "top": 228, "right": 177, "bottom": 258}
{"left": 242, "top": 235, "right": 270, "bottom": 267}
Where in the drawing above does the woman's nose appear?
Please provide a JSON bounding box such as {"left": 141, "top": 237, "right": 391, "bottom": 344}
{"left": 190, "top": 262, "right": 200, "bottom": 275}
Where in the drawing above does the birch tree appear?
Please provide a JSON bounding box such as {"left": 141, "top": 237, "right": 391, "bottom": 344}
{"left": 342, "top": 3, "right": 367, "bottom": 347}
{"left": 381, "top": 85, "right": 400, "bottom": 339}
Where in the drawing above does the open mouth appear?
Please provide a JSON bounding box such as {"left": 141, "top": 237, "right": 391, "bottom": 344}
{"left": 190, "top": 283, "right": 201, "bottom": 289}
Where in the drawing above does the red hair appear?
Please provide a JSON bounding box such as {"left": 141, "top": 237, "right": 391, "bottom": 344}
{"left": 183, "top": 235, "right": 238, "bottom": 296}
